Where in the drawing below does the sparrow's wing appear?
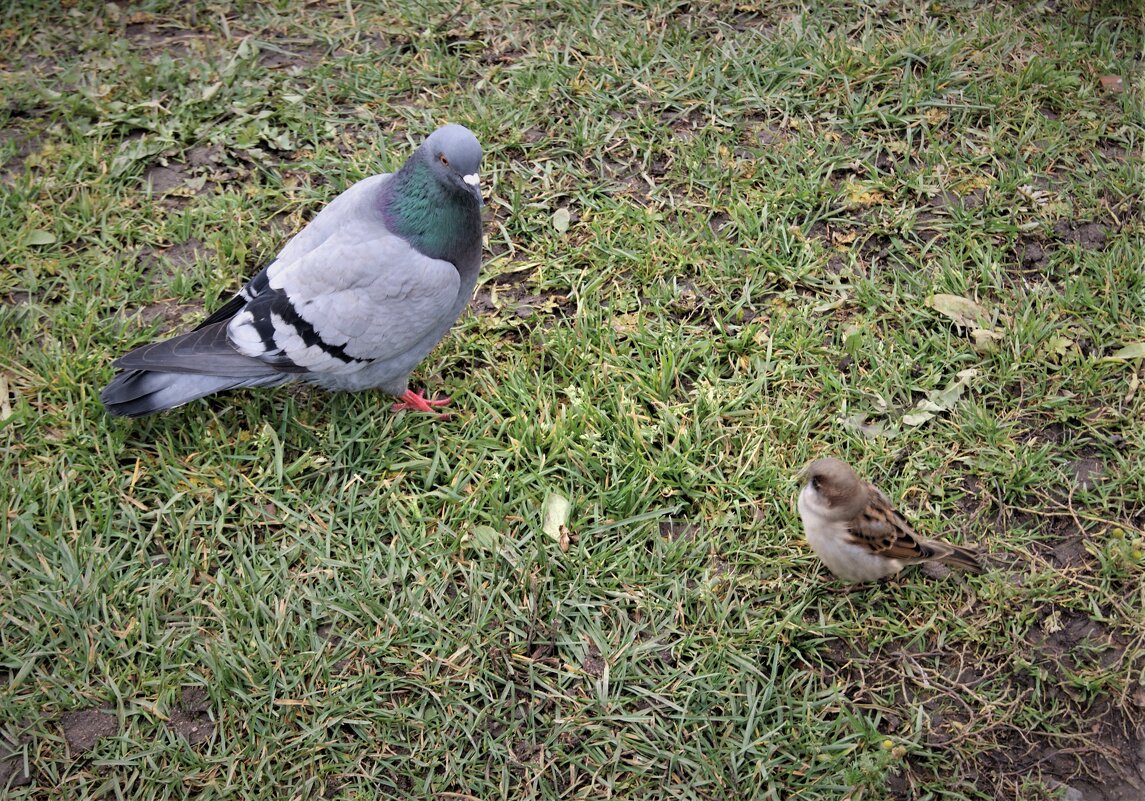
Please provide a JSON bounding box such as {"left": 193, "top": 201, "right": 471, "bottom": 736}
{"left": 848, "top": 483, "right": 953, "bottom": 563}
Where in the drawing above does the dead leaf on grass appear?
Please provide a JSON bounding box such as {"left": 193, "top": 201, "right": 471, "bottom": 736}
{"left": 463, "top": 525, "right": 501, "bottom": 553}
{"left": 1102, "top": 342, "right": 1145, "bottom": 362}
{"left": 830, "top": 229, "right": 858, "bottom": 247}
{"left": 111, "top": 136, "right": 172, "bottom": 177}
{"left": 839, "top": 412, "right": 890, "bottom": 439}
{"left": 1043, "top": 334, "right": 1078, "bottom": 361}
{"left": 843, "top": 179, "right": 887, "bottom": 208}
{"left": 24, "top": 229, "right": 55, "bottom": 246}
{"left": 551, "top": 207, "right": 571, "bottom": 233}
{"left": 541, "top": 492, "right": 571, "bottom": 551}
{"left": 1099, "top": 74, "right": 1124, "bottom": 92}
{"left": 925, "top": 293, "right": 1004, "bottom": 351}
{"left": 926, "top": 293, "right": 990, "bottom": 328}
{"left": 611, "top": 312, "right": 640, "bottom": 333}
{"left": 0, "top": 374, "right": 11, "bottom": 420}
{"left": 902, "top": 368, "right": 976, "bottom": 427}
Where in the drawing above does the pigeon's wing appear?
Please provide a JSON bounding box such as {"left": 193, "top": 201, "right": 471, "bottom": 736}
{"left": 193, "top": 269, "right": 272, "bottom": 331}
{"left": 846, "top": 483, "right": 951, "bottom": 563}
{"left": 194, "top": 174, "right": 393, "bottom": 333}
{"left": 112, "top": 320, "right": 286, "bottom": 377}
{"left": 112, "top": 263, "right": 284, "bottom": 377}
{"left": 227, "top": 232, "right": 462, "bottom": 374}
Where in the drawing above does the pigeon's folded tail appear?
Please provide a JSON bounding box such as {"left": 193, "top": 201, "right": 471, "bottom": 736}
{"left": 100, "top": 369, "right": 289, "bottom": 418}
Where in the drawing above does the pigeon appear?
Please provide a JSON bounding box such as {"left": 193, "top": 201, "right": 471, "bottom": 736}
{"left": 101, "top": 124, "right": 484, "bottom": 418}
{"left": 797, "top": 457, "right": 983, "bottom": 584}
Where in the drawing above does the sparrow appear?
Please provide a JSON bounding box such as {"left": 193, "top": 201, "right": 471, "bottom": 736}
{"left": 797, "top": 457, "right": 983, "bottom": 583}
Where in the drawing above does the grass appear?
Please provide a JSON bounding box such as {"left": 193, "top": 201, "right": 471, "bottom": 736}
{"left": 2, "top": 0, "right": 1144, "bottom": 799}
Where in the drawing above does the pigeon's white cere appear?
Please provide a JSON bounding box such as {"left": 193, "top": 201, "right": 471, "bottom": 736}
{"left": 463, "top": 173, "right": 480, "bottom": 186}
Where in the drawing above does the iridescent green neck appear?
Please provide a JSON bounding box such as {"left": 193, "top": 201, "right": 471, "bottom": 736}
{"left": 379, "top": 158, "right": 479, "bottom": 263}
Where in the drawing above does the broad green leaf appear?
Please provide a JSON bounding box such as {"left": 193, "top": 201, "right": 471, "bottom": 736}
{"left": 465, "top": 525, "right": 501, "bottom": 552}
{"left": 24, "top": 230, "right": 55, "bottom": 246}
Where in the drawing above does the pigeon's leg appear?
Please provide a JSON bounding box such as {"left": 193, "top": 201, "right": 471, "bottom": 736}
{"left": 391, "top": 388, "right": 452, "bottom": 416}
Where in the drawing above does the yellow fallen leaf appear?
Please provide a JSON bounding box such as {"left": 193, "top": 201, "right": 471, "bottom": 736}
{"left": 844, "top": 179, "right": 886, "bottom": 208}
{"left": 611, "top": 313, "right": 640, "bottom": 333}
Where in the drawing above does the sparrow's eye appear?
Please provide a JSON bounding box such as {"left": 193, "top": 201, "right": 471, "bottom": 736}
{"left": 439, "top": 154, "right": 450, "bottom": 166}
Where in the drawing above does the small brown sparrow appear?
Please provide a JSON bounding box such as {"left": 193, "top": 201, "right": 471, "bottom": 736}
{"left": 797, "top": 457, "right": 983, "bottom": 583}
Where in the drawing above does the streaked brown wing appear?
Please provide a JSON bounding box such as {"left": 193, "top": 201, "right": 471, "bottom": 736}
{"left": 846, "top": 482, "right": 936, "bottom": 562}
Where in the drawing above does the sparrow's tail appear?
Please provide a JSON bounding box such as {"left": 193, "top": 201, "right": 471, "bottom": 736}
{"left": 101, "top": 321, "right": 289, "bottom": 418}
{"left": 938, "top": 543, "right": 984, "bottom": 574}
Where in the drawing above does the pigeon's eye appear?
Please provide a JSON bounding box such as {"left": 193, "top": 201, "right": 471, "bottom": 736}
{"left": 810, "top": 477, "right": 821, "bottom": 491}
{"left": 439, "top": 154, "right": 450, "bottom": 166}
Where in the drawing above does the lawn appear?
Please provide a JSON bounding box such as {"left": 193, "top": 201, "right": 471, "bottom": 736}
{"left": 2, "top": 1, "right": 1143, "bottom": 799}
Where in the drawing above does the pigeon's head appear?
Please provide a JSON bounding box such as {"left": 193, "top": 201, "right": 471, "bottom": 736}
{"left": 800, "top": 457, "right": 868, "bottom": 521}
{"left": 423, "top": 124, "right": 483, "bottom": 206}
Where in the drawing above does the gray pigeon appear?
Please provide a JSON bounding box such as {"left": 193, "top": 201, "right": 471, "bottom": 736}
{"left": 101, "top": 124, "right": 483, "bottom": 418}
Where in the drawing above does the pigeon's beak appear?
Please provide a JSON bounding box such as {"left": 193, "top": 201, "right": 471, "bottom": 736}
{"left": 463, "top": 172, "right": 483, "bottom": 206}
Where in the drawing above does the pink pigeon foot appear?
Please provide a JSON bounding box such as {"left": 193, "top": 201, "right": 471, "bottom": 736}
{"left": 391, "top": 388, "right": 452, "bottom": 417}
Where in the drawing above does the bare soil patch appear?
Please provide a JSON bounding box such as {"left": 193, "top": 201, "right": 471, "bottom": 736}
{"left": 167, "top": 687, "right": 213, "bottom": 745}
{"left": 59, "top": 707, "right": 117, "bottom": 755}
{"left": 821, "top": 637, "right": 1145, "bottom": 799}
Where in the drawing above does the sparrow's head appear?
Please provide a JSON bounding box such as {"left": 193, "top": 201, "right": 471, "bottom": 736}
{"left": 801, "top": 457, "right": 868, "bottom": 520}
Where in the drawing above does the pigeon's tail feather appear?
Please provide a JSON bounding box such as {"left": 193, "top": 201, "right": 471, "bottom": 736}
{"left": 101, "top": 369, "right": 288, "bottom": 418}
{"left": 937, "top": 544, "right": 984, "bottom": 574}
